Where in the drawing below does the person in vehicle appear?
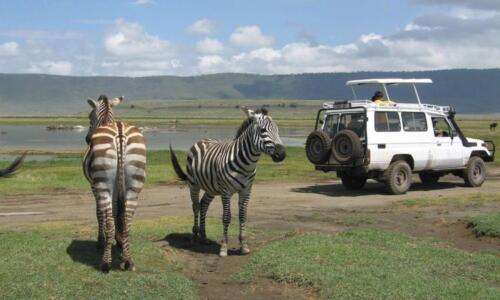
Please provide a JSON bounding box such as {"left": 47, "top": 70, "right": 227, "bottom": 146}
{"left": 371, "top": 91, "right": 396, "bottom": 106}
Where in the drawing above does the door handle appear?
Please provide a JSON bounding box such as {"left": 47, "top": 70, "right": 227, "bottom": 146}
{"left": 437, "top": 143, "right": 442, "bottom": 146}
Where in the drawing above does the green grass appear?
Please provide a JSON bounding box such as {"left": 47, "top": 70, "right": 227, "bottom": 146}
{"left": 288, "top": 213, "right": 377, "bottom": 226}
{"left": 400, "top": 192, "right": 500, "bottom": 208}
{"left": 0, "top": 147, "right": 332, "bottom": 195}
{"left": 239, "top": 230, "right": 500, "bottom": 299}
{"left": 0, "top": 216, "right": 206, "bottom": 299}
{"left": 468, "top": 212, "right": 500, "bottom": 238}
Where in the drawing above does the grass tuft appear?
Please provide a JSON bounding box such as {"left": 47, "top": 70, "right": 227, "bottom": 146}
{"left": 467, "top": 212, "right": 500, "bottom": 238}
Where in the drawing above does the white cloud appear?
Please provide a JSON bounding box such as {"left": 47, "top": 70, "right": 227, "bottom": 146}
{"left": 0, "top": 42, "right": 19, "bottom": 56}
{"left": 186, "top": 19, "right": 216, "bottom": 35}
{"left": 196, "top": 38, "right": 224, "bottom": 54}
{"left": 230, "top": 26, "right": 275, "bottom": 49}
{"left": 197, "top": 55, "right": 226, "bottom": 73}
{"left": 27, "top": 60, "right": 73, "bottom": 75}
{"left": 105, "top": 19, "right": 175, "bottom": 58}
{"left": 133, "top": 0, "right": 153, "bottom": 5}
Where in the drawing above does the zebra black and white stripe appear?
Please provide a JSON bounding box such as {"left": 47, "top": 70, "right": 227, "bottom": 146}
{"left": 170, "top": 107, "right": 286, "bottom": 257}
{"left": 0, "top": 153, "right": 26, "bottom": 178}
{"left": 83, "top": 95, "right": 146, "bottom": 273}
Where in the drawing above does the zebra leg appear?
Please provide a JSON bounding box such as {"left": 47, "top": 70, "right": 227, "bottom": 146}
{"left": 238, "top": 187, "right": 252, "bottom": 255}
{"left": 98, "top": 194, "right": 115, "bottom": 273}
{"left": 219, "top": 194, "right": 232, "bottom": 257}
{"left": 190, "top": 186, "right": 201, "bottom": 242}
{"left": 120, "top": 193, "right": 138, "bottom": 271}
{"left": 199, "top": 192, "right": 214, "bottom": 244}
{"left": 93, "top": 188, "right": 105, "bottom": 249}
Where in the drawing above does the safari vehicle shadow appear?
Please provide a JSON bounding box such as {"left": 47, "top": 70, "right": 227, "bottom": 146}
{"left": 292, "top": 181, "right": 466, "bottom": 197}
{"left": 66, "top": 240, "right": 122, "bottom": 270}
{"left": 162, "top": 233, "right": 240, "bottom": 256}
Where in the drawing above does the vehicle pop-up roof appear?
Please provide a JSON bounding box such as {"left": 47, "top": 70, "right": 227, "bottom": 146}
{"left": 346, "top": 78, "right": 433, "bottom": 105}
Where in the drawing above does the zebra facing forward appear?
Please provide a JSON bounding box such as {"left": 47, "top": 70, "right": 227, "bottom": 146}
{"left": 170, "top": 107, "right": 286, "bottom": 257}
{"left": 83, "top": 95, "right": 146, "bottom": 273}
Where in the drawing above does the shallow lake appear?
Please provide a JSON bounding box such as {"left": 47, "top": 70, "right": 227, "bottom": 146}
{"left": 0, "top": 125, "right": 310, "bottom": 151}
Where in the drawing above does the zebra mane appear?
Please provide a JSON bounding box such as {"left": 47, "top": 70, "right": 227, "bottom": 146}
{"left": 235, "top": 108, "right": 269, "bottom": 139}
{"left": 97, "top": 95, "right": 114, "bottom": 125}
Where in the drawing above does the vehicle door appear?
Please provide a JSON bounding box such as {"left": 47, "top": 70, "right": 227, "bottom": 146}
{"left": 430, "top": 116, "right": 463, "bottom": 169}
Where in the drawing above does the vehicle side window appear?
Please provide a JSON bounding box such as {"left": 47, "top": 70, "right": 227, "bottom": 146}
{"left": 432, "top": 117, "right": 451, "bottom": 137}
{"left": 339, "top": 113, "right": 365, "bottom": 137}
{"left": 402, "top": 112, "right": 427, "bottom": 131}
{"left": 375, "top": 112, "right": 401, "bottom": 132}
{"left": 323, "top": 114, "right": 339, "bottom": 137}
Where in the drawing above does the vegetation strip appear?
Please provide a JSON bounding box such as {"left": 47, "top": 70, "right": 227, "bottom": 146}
{"left": 0, "top": 147, "right": 332, "bottom": 195}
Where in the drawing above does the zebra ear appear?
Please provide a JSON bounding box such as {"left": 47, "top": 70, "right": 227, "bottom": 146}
{"left": 241, "top": 106, "right": 255, "bottom": 118}
{"left": 87, "top": 98, "right": 97, "bottom": 108}
{"left": 109, "top": 96, "right": 123, "bottom": 107}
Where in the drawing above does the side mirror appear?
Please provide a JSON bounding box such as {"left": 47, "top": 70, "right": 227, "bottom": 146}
{"left": 319, "top": 120, "right": 324, "bottom": 125}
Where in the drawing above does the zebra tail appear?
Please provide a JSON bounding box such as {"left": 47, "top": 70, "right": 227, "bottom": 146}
{"left": 169, "top": 145, "right": 187, "bottom": 181}
{"left": 0, "top": 152, "right": 27, "bottom": 178}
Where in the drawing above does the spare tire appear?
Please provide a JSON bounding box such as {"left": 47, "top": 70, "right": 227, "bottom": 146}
{"left": 331, "top": 129, "right": 362, "bottom": 164}
{"left": 305, "top": 131, "right": 331, "bottom": 164}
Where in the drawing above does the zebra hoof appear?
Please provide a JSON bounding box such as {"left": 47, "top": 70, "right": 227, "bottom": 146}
{"left": 219, "top": 243, "right": 228, "bottom": 257}
{"left": 240, "top": 245, "right": 250, "bottom": 255}
{"left": 120, "top": 260, "right": 136, "bottom": 271}
{"left": 101, "top": 262, "right": 111, "bottom": 273}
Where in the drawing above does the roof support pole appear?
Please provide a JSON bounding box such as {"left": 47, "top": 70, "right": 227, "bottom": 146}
{"left": 382, "top": 84, "right": 390, "bottom": 100}
{"left": 350, "top": 86, "right": 358, "bottom": 100}
{"left": 412, "top": 83, "right": 421, "bottom": 105}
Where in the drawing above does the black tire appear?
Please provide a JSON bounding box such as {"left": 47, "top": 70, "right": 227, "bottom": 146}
{"left": 385, "top": 160, "right": 412, "bottom": 195}
{"left": 331, "top": 130, "right": 362, "bottom": 164}
{"left": 338, "top": 172, "right": 367, "bottom": 190}
{"left": 305, "top": 131, "right": 331, "bottom": 164}
{"left": 419, "top": 173, "right": 440, "bottom": 185}
{"left": 463, "top": 156, "right": 486, "bottom": 187}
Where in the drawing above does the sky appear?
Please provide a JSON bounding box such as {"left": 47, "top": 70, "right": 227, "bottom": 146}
{"left": 0, "top": 0, "right": 499, "bottom": 76}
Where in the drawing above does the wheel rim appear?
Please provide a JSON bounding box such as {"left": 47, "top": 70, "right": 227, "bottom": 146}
{"left": 312, "top": 139, "right": 321, "bottom": 155}
{"left": 337, "top": 137, "right": 352, "bottom": 157}
{"left": 472, "top": 162, "right": 483, "bottom": 181}
{"left": 395, "top": 169, "right": 408, "bottom": 186}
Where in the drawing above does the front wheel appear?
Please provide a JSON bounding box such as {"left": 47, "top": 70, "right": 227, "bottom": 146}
{"left": 384, "top": 161, "right": 412, "bottom": 195}
{"left": 463, "top": 156, "right": 486, "bottom": 187}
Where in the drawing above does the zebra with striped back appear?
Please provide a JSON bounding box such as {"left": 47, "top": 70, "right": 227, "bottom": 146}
{"left": 170, "top": 107, "right": 286, "bottom": 257}
{"left": 83, "top": 95, "right": 146, "bottom": 273}
{"left": 0, "top": 153, "right": 26, "bottom": 178}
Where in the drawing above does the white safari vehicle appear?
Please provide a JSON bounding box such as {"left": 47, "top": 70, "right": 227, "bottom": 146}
{"left": 305, "top": 78, "right": 496, "bottom": 194}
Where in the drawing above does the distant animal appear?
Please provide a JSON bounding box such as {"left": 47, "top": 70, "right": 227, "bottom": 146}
{"left": 490, "top": 122, "right": 497, "bottom": 131}
{"left": 170, "top": 107, "right": 286, "bottom": 257}
{"left": 0, "top": 153, "right": 26, "bottom": 178}
{"left": 83, "top": 95, "right": 146, "bottom": 273}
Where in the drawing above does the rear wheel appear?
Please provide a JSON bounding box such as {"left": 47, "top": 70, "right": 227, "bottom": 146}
{"left": 385, "top": 161, "right": 412, "bottom": 195}
{"left": 419, "top": 173, "right": 440, "bottom": 185}
{"left": 338, "top": 171, "right": 367, "bottom": 190}
{"left": 463, "top": 156, "right": 486, "bottom": 187}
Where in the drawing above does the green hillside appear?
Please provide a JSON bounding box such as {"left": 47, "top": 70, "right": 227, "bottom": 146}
{"left": 0, "top": 69, "right": 499, "bottom": 115}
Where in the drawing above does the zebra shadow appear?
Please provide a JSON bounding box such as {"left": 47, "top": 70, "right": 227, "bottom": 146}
{"left": 162, "top": 233, "right": 240, "bottom": 256}
{"left": 66, "top": 239, "right": 122, "bottom": 270}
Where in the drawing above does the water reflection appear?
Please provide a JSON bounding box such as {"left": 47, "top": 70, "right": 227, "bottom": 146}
{"left": 0, "top": 125, "right": 309, "bottom": 151}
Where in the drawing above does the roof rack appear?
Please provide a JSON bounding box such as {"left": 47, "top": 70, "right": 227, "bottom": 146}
{"left": 322, "top": 100, "right": 451, "bottom": 114}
